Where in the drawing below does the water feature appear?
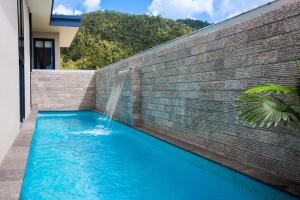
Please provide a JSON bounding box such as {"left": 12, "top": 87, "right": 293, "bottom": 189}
{"left": 105, "top": 68, "right": 131, "bottom": 119}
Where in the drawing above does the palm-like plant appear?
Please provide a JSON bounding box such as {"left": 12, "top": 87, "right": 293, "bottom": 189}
{"left": 237, "top": 63, "right": 300, "bottom": 131}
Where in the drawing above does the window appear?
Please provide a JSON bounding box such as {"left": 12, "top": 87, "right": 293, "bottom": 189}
{"left": 34, "top": 39, "right": 55, "bottom": 69}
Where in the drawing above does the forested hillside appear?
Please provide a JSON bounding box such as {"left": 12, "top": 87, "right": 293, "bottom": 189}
{"left": 176, "top": 19, "right": 210, "bottom": 30}
{"left": 61, "top": 11, "right": 210, "bottom": 70}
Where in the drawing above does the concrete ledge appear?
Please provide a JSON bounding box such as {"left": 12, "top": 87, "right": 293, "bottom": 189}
{"left": 134, "top": 125, "right": 300, "bottom": 198}
{"left": 32, "top": 69, "right": 96, "bottom": 74}
{"left": 0, "top": 108, "right": 38, "bottom": 199}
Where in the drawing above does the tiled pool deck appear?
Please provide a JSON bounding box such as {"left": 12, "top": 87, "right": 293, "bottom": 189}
{"left": 0, "top": 108, "right": 37, "bottom": 199}
{"left": 0, "top": 109, "right": 299, "bottom": 199}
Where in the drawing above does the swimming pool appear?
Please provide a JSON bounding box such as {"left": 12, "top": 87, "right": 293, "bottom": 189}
{"left": 20, "top": 111, "right": 298, "bottom": 200}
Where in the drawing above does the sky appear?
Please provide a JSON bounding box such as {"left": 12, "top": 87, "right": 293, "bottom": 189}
{"left": 53, "top": 0, "right": 274, "bottom": 23}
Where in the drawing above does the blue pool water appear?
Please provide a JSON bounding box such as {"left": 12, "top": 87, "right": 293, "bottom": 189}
{"left": 21, "top": 111, "right": 298, "bottom": 200}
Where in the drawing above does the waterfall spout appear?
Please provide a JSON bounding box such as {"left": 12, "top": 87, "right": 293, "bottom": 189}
{"left": 105, "top": 68, "right": 131, "bottom": 119}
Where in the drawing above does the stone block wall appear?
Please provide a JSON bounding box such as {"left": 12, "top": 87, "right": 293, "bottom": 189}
{"left": 31, "top": 70, "right": 96, "bottom": 110}
{"left": 95, "top": 0, "right": 300, "bottom": 184}
{"left": 95, "top": 58, "right": 142, "bottom": 125}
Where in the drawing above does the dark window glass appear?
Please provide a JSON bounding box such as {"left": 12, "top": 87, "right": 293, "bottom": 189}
{"left": 44, "top": 41, "right": 54, "bottom": 69}
{"left": 34, "top": 39, "right": 55, "bottom": 69}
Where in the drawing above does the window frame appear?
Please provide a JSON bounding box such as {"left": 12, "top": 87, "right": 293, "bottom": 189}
{"left": 33, "top": 38, "right": 55, "bottom": 70}
{"left": 17, "top": 0, "right": 25, "bottom": 122}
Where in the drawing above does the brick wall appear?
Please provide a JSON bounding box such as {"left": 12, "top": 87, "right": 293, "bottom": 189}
{"left": 95, "top": 0, "right": 300, "bottom": 184}
{"left": 31, "top": 70, "right": 96, "bottom": 110}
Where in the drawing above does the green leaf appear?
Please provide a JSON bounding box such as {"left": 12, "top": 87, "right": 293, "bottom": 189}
{"left": 245, "top": 83, "right": 296, "bottom": 95}
{"left": 296, "top": 61, "right": 300, "bottom": 68}
{"left": 238, "top": 93, "right": 300, "bottom": 130}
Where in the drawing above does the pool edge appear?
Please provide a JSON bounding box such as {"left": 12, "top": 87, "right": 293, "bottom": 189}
{"left": 0, "top": 106, "right": 38, "bottom": 199}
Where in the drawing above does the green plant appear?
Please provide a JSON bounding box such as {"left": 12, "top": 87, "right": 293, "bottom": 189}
{"left": 237, "top": 63, "right": 300, "bottom": 131}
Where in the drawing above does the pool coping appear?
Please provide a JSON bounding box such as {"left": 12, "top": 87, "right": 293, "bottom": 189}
{"left": 133, "top": 125, "right": 300, "bottom": 198}
{"left": 0, "top": 107, "right": 38, "bottom": 199}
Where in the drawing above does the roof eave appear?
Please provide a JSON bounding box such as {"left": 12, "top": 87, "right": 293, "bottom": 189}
{"left": 50, "top": 15, "right": 81, "bottom": 27}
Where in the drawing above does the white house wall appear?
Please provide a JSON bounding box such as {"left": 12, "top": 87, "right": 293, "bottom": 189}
{"left": 24, "top": 0, "right": 31, "bottom": 118}
{"left": 0, "top": 0, "right": 20, "bottom": 163}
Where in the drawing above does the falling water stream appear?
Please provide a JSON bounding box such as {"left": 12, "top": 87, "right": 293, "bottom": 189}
{"left": 105, "top": 68, "right": 131, "bottom": 119}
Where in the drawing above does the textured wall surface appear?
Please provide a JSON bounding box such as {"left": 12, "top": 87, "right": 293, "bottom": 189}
{"left": 32, "top": 70, "right": 96, "bottom": 110}
{"left": 96, "top": 58, "right": 142, "bottom": 125}
{"left": 95, "top": 0, "right": 300, "bottom": 184}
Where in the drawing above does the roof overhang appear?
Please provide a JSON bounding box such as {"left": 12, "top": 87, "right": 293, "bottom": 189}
{"left": 28, "top": 0, "right": 81, "bottom": 47}
{"left": 50, "top": 15, "right": 81, "bottom": 27}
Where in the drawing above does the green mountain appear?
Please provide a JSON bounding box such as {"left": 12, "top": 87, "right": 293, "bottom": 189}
{"left": 61, "top": 11, "right": 210, "bottom": 70}
{"left": 176, "top": 19, "right": 211, "bottom": 30}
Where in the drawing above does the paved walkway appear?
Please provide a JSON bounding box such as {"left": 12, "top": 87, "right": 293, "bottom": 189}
{"left": 0, "top": 108, "right": 37, "bottom": 199}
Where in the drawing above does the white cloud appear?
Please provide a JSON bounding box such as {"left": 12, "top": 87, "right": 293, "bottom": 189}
{"left": 216, "top": 0, "right": 272, "bottom": 21}
{"left": 148, "top": 0, "right": 214, "bottom": 19}
{"left": 53, "top": 4, "right": 82, "bottom": 15}
{"left": 83, "top": 0, "right": 101, "bottom": 12}
{"left": 148, "top": 0, "right": 272, "bottom": 22}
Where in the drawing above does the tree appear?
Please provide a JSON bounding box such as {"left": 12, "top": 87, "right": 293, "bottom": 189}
{"left": 176, "top": 19, "right": 211, "bottom": 30}
{"left": 61, "top": 11, "right": 210, "bottom": 70}
{"left": 61, "top": 27, "right": 128, "bottom": 70}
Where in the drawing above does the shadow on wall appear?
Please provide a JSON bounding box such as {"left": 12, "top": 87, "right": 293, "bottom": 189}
{"left": 78, "top": 75, "right": 96, "bottom": 110}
